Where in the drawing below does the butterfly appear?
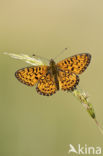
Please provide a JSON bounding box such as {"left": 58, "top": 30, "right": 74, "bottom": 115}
{"left": 15, "top": 53, "right": 91, "bottom": 96}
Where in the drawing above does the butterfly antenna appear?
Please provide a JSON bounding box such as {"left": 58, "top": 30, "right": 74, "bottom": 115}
{"left": 53, "top": 47, "right": 72, "bottom": 60}
{"left": 32, "top": 54, "right": 49, "bottom": 62}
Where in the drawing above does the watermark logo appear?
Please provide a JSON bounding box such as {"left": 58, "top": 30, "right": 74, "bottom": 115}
{"left": 68, "top": 144, "right": 102, "bottom": 155}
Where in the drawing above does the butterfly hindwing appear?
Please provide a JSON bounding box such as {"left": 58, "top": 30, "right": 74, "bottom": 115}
{"left": 15, "top": 66, "right": 47, "bottom": 86}
{"left": 57, "top": 53, "right": 91, "bottom": 74}
{"left": 36, "top": 73, "right": 57, "bottom": 96}
{"left": 58, "top": 71, "right": 79, "bottom": 91}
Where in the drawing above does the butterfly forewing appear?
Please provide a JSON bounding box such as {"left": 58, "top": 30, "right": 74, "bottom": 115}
{"left": 15, "top": 66, "right": 48, "bottom": 86}
{"left": 57, "top": 53, "right": 91, "bottom": 74}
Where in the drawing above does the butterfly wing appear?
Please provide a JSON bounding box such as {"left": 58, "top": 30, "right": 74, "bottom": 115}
{"left": 57, "top": 53, "right": 91, "bottom": 74}
{"left": 36, "top": 73, "right": 57, "bottom": 96}
{"left": 58, "top": 71, "right": 79, "bottom": 91}
{"left": 15, "top": 66, "right": 48, "bottom": 86}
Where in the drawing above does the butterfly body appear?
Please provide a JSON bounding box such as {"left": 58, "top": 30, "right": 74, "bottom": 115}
{"left": 48, "top": 59, "right": 59, "bottom": 90}
{"left": 15, "top": 53, "right": 91, "bottom": 96}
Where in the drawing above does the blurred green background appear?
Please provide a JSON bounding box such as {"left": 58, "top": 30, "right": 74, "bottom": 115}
{"left": 0, "top": 0, "right": 103, "bottom": 156}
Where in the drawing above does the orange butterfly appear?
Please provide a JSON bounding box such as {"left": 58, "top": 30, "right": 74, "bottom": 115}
{"left": 15, "top": 53, "right": 91, "bottom": 96}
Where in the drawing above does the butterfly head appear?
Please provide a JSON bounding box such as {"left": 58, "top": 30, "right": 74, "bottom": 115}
{"left": 49, "top": 59, "right": 56, "bottom": 67}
